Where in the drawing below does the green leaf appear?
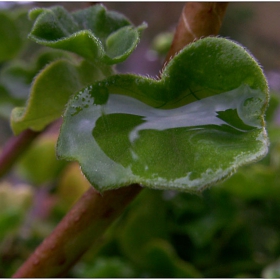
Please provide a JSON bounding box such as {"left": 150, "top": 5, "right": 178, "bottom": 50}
{"left": 117, "top": 189, "right": 202, "bottom": 277}
{"left": 220, "top": 126, "right": 280, "bottom": 200}
{"left": 28, "top": 5, "right": 146, "bottom": 65}
{"left": 10, "top": 58, "right": 109, "bottom": 135}
{"left": 57, "top": 37, "right": 269, "bottom": 193}
{"left": 0, "top": 50, "right": 70, "bottom": 119}
{"left": 143, "top": 240, "right": 202, "bottom": 277}
{"left": 0, "top": 9, "right": 31, "bottom": 62}
{"left": 118, "top": 190, "right": 168, "bottom": 266}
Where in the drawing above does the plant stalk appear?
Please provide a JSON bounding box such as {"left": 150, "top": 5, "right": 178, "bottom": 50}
{"left": 165, "top": 2, "right": 228, "bottom": 63}
{"left": 0, "top": 129, "right": 41, "bottom": 178}
{"left": 12, "top": 184, "right": 142, "bottom": 277}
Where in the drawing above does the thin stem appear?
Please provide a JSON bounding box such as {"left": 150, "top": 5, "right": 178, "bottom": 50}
{"left": 0, "top": 129, "right": 41, "bottom": 178}
{"left": 98, "top": 62, "right": 116, "bottom": 77}
{"left": 165, "top": 2, "right": 228, "bottom": 64}
{"left": 12, "top": 184, "right": 142, "bottom": 278}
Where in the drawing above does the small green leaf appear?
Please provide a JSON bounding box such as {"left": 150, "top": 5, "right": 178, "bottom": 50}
{"left": 57, "top": 37, "right": 269, "bottom": 193}
{"left": 10, "top": 58, "right": 109, "bottom": 135}
{"left": 143, "top": 240, "right": 202, "bottom": 277}
{"left": 0, "top": 50, "right": 70, "bottom": 119}
{"left": 28, "top": 5, "right": 146, "bottom": 64}
{"left": 0, "top": 9, "right": 31, "bottom": 62}
{"left": 1, "top": 51, "right": 70, "bottom": 98}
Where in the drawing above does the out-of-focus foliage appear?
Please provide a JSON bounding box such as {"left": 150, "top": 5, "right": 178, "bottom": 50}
{"left": 263, "top": 258, "right": 280, "bottom": 278}
{"left": 0, "top": 9, "right": 32, "bottom": 62}
{"left": 151, "top": 32, "right": 173, "bottom": 56}
{"left": 0, "top": 182, "right": 34, "bottom": 277}
{"left": 15, "top": 134, "right": 67, "bottom": 186}
{"left": 0, "top": 182, "right": 33, "bottom": 238}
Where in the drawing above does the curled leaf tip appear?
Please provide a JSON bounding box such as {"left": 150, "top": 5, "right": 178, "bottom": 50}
{"left": 28, "top": 5, "right": 145, "bottom": 64}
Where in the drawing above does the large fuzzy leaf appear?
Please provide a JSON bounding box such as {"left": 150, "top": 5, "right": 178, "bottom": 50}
{"left": 57, "top": 37, "right": 269, "bottom": 193}
{"left": 28, "top": 5, "right": 146, "bottom": 65}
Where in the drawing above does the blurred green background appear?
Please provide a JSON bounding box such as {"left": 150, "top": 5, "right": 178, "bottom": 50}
{"left": 1, "top": 2, "right": 280, "bottom": 278}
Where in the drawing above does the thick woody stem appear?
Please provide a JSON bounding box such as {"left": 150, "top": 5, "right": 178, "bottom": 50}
{"left": 0, "top": 129, "right": 41, "bottom": 178}
{"left": 12, "top": 184, "right": 142, "bottom": 278}
{"left": 165, "top": 2, "right": 228, "bottom": 63}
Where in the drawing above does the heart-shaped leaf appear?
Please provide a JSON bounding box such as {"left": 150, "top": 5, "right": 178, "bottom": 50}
{"left": 10, "top": 58, "right": 110, "bottom": 135}
{"left": 28, "top": 5, "right": 146, "bottom": 65}
{"left": 57, "top": 37, "right": 269, "bottom": 193}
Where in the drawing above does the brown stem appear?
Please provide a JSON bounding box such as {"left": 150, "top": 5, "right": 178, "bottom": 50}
{"left": 0, "top": 129, "right": 41, "bottom": 178}
{"left": 165, "top": 2, "right": 228, "bottom": 63}
{"left": 11, "top": 2, "right": 229, "bottom": 278}
{"left": 12, "top": 184, "right": 142, "bottom": 278}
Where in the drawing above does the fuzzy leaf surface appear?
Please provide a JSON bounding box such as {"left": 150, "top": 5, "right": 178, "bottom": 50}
{"left": 57, "top": 37, "right": 269, "bottom": 193}
{"left": 11, "top": 58, "right": 109, "bottom": 134}
{"left": 28, "top": 5, "right": 146, "bottom": 64}
{"left": 0, "top": 50, "right": 69, "bottom": 119}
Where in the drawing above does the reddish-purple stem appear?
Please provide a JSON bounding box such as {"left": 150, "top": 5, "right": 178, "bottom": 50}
{"left": 0, "top": 129, "right": 41, "bottom": 178}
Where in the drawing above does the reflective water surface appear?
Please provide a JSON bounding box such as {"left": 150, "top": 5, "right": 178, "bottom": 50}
{"left": 61, "top": 83, "right": 267, "bottom": 191}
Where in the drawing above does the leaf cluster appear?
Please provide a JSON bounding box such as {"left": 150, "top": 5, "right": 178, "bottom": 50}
{"left": 0, "top": 3, "right": 279, "bottom": 278}
{"left": 0, "top": 3, "right": 269, "bottom": 194}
